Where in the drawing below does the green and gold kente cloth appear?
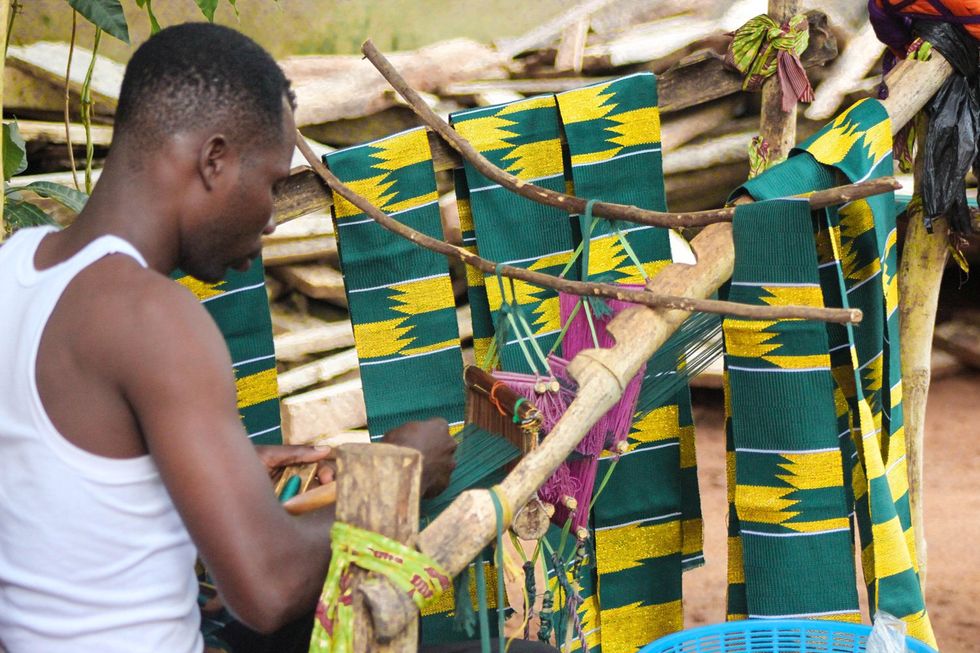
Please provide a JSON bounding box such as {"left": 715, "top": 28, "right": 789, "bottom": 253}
{"left": 173, "top": 261, "right": 282, "bottom": 445}
{"left": 450, "top": 96, "right": 577, "bottom": 373}
{"left": 728, "top": 98, "right": 934, "bottom": 647}
{"left": 722, "top": 198, "right": 860, "bottom": 624}
{"left": 555, "top": 72, "right": 701, "bottom": 651}
{"left": 325, "top": 127, "right": 466, "bottom": 439}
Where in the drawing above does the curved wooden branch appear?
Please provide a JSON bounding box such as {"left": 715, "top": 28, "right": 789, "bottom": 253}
{"left": 297, "top": 135, "right": 863, "bottom": 324}
{"left": 363, "top": 39, "right": 847, "bottom": 230}
{"left": 359, "top": 40, "right": 721, "bottom": 229}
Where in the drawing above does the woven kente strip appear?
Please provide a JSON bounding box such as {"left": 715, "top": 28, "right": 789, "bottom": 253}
{"left": 723, "top": 198, "right": 861, "bottom": 624}
{"left": 555, "top": 72, "right": 700, "bottom": 651}
{"left": 325, "top": 127, "right": 466, "bottom": 439}
{"left": 450, "top": 96, "right": 578, "bottom": 373}
{"left": 733, "top": 99, "right": 934, "bottom": 647}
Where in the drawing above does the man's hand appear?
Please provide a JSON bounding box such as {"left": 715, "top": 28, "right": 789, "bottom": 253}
{"left": 255, "top": 444, "right": 336, "bottom": 486}
{"left": 382, "top": 418, "right": 457, "bottom": 498}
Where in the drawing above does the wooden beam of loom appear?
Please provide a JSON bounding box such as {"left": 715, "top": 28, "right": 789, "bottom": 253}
{"left": 298, "top": 135, "right": 870, "bottom": 325}
{"left": 348, "top": 52, "right": 955, "bottom": 642}
{"left": 269, "top": 12, "right": 837, "bottom": 226}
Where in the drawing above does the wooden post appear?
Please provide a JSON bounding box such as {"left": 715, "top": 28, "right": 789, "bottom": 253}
{"left": 897, "top": 118, "right": 947, "bottom": 593}
{"left": 759, "top": 0, "right": 802, "bottom": 162}
{"left": 335, "top": 443, "right": 422, "bottom": 652}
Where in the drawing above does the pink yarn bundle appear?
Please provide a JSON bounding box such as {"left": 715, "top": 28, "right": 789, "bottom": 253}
{"left": 558, "top": 289, "right": 647, "bottom": 454}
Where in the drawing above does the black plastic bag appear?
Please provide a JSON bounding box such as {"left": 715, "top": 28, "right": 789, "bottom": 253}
{"left": 914, "top": 20, "right": 979, "bottom": 234}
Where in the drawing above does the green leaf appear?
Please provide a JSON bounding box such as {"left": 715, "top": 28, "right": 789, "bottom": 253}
{"left": 4, "top": 200, "right": 59, "bottom": 231}
{"left": 135, "top": 0, "right": 162, "bottom": 34}
{"left": 18, "top": 181, "right": 89, "bottom": 213}
{"left": 68, "top": 0, "right": 130, "bottom": 44}
{"left": 3, "top": 122, "right": 28, "bottom": 182}
{"left": 194, "top": 0, "right": 220, "bottom": 22}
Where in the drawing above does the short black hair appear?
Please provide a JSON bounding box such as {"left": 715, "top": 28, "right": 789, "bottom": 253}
{"left": 114, "top": 23, "right": 295, "bottom": 152}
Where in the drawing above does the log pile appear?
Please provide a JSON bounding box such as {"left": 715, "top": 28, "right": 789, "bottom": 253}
{"left": 5, "top": 0, "right": 976, "bottom": 445}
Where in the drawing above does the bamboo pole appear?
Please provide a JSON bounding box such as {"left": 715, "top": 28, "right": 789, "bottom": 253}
{"left": 897, "top": 117, "right": 947, "bottom": 594}
{"left": 355, "top": 51, "right": 953, "bottom": 641}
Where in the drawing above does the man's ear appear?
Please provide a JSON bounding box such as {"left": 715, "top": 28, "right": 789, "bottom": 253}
{"left": 198, "top": 134, "right": 230, "bottom": 191}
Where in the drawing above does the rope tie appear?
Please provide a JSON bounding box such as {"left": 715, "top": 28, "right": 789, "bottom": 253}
{"left": 309, "top": 522, "right": 452, "bottom": 653}
{"left": 726, "top": 13, "right": 814, "bottom": 112}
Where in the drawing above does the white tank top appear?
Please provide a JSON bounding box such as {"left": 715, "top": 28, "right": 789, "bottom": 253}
{"left": 0, "top": 227, "right": 202, "bottom": 653}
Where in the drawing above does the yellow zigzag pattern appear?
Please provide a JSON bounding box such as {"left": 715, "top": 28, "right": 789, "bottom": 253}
{"left": 760, "top": 286, "right": 824, "bottom": 308}
{"left": 176, "top": 275, "right": 226, "bottom": 301}
{"left": 368, "top": 128, "right": 432, "bottom": 170}
{"left": 454, "top": 100, "right": 564, "bottom": 180}
{"left": 723, "top": 320, "right": 779, "bottom": 358}
{"left": 389, "top": 276, "right": 455, "bottom": 316}
{"left": 558, "top": 82, "right": 617, "bottom": 124}
{"left": 806, "top": 101, "right": 865, "bottom": 167}
{"left": 599, "top": 600, "right": 682, "bottom": 653}
{"left": 737, "top": 451, "right": 849, "bottom": 533}
{"left": 334, "top": 130, "right": 438, "bottom": 218}
{"left": 586, "top": 233, "right": 668, "bottom": 282}
{"left": 595, "top": 520, "right": 682, "bottom": 575}
{"left": 352, "top": 277, "right": 456, "bottom": 359}
{"left": 235, "top": 368, "right": 279, "bottom": 409}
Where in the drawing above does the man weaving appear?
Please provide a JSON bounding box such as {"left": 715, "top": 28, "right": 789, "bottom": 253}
{"left": 0, "top": 24, "right": 461, "bottom": 652}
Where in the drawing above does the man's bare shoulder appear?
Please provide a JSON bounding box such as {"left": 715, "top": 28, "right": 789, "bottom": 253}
{"left": 67, "top": 255, "right": 229, "bottom": 368}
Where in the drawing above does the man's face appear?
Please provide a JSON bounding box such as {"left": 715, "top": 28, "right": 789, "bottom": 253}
{"left": 180, "top": 101, "right": 295, "bottom": 283}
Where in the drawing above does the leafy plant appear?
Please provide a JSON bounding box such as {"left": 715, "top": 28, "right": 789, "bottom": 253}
{"left": 2, "top": 120, "right": 88, "bottom": 234}
{"left": 1, "top": 0, "right": 244, "bottom": 237}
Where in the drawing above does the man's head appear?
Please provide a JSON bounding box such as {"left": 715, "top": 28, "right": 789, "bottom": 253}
{"left": 114, "top": 23, "right": 296, "bottom": 282}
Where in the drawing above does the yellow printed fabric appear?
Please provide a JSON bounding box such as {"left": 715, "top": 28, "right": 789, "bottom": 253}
{"left": 731, "top": 99, "right": 935, "bottom": 647}
{"left": 556, "top": 72, "right": 702, "bottom": 651}
{"left": 326, "top": 128, "right": 466, "bottom": 438}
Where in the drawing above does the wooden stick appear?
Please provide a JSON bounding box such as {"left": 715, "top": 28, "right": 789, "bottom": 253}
{"left": 897, "top": 118, "right": 946, "bottom": 594}
{"left": 282, "top": 481, "right": 337, "bottom": 515}
{"left": 357, "top": 51, "right": 954, "bottom": 641}
{"left": 759, "top": 0, "right": 802, "bottom": 161}
{"left": 361, "top": 39, "right": 746, "bottom": 229}
{"left": 269, "top": 16, "right": 838, "bottom": 227}
{"left": 297, "top": 134, "right": 866, "bottom": 325}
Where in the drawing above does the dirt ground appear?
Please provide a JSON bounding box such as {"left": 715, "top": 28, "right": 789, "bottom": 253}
{"left": 680, "top": 371, "right": 980, "bottom": 652}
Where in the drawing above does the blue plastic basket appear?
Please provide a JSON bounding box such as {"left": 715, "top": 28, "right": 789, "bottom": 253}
{"left": 638, "top": 620, "right": 937, "bottom": 653}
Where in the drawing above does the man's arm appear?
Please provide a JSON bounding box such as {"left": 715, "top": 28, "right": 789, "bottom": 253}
{"left": 115, "top": 275, "right": 333, "bottom": 633}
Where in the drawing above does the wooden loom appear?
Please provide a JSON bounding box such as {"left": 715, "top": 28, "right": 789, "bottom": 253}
{"left": 277, "top": 17, "right": 954, "bottom": 650}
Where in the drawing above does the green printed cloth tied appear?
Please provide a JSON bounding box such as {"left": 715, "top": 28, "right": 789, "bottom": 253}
{"left": 726, "top": 13, "right": 814, "bottom": 111}
{"left": 310, "top": 522, "right": 452, "bottom": 653}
